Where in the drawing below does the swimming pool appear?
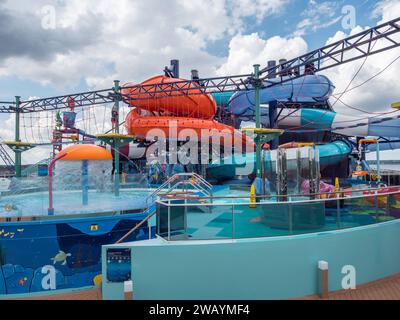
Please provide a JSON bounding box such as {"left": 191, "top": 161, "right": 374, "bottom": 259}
{"left": 0, "top": 188, "right": 153, "bottom": 218}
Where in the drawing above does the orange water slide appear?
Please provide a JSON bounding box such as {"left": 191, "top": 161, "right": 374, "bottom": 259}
{"left": 122, "top": 75, "right": 255, "bottom": 150}
{"left": 122, "top": 75, "right": 216, "bottom": 119}
{"left": 125, "top": 109, "right": 254, "bottom": 149}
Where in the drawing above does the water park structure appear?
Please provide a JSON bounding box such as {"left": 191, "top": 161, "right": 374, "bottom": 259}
{"left": 0, "top": 17, "right": 399, "bottom": 300}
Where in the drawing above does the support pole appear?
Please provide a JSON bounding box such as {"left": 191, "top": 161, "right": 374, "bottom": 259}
{"left": 14, "top": 96, "right": 22, "bottom": 177}
{"left": 254, "top": 64, "right": 262, "bottom": 178}
{"left": 318, "top": 260, "right": 329, "bottom": 299}
{"left": 376, "top": 141, "right": 381, "bottom": 183}
{"left": 113, "top": 80, "right": 120, "bottom": 134}
{"left": 82, "top": 160, "right": 89, "bottom": 205}
{"left": 113, "top": 80, "right": 120, "bottom": 197}
{"left": 114, "top": 140, "right": 120, "bottom": 197}
{"left": 269, "top": 100, "right": 278, "bottom": 150}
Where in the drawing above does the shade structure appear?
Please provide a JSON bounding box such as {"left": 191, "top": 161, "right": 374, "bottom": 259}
{"left": 57, "top": 144, "right": 112, "bottom": 161}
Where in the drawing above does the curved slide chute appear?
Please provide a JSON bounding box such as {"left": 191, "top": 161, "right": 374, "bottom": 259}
{"left": 228, "top": 75, "right": 334, "bottom": 117}
{"left": 224, "top": 74, "right": 400, "bottom": 138}
{"left": 122, "top": 75, "right": 254, "bottom": 150}
{"left": 207, "top": 140, "right": 352, "bottom": 181}
{"left": 255, "top": 108, "right": 400, "bottom": 138}
{"left": 122, "top": 75, "right": 216, "bottom": 119}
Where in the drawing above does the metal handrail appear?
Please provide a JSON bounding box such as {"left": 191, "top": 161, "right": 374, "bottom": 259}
{"left": 145, "top": 172, "right": 212, "bottom": 203}
{"left": 115, "top": 209, "right": 156, "bottom": 244}
{"left": 161, "top": 180, "right": 210, "bottom": 198}
{"left": 156, "top": 185, "right": 399, "bottom": 203}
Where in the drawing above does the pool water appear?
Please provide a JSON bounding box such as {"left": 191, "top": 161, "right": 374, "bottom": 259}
{"left": 0, "top": 189, "right": 153, "bottom": 217}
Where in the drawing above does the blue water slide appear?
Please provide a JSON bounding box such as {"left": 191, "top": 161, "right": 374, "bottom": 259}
{"left": 217, "top": 74, "right": 400, "bottom": 138}
{"left": 211, "top": 92, "right": 234, "bottom": 108}
{"left": 207, "top": 140, "right": 352, "bottom": 181}
{"left": 227, "top": 75, "right": 334, "bottom": 117}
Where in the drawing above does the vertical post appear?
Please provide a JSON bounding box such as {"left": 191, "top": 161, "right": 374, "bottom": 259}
{"left": 376, "top": 141, "right": 381, "bottom": 183}
{"left": 171, "top": 60, "right": 180, "bottom": 78}
{"left": 262, "top": 150, "right": 266, "bottom": 195}
{"left": 296, "top": 149, "right": 301, "bottom": 194}
{"left": 114, "top": 140, "right": 120, "bottom": 197}
{"left": 318, "top": 260, "right": 329, "bottom": 299}
{"left": 82, "top": 160, "right": 89, "bottom": 206}
{"left": 336, "top": 196, "right": 341, "bottom": 229}
{"left": 113, "top": 80, "right": 120, "bottom": 134}
{"left": 254, "top": 64, "right": 262, "bottom": 178}
{"left": 167, "top": 205, "right": 171, "bottom": 241}
{"left": 113, "top": 80, "right": 120, "bottom": 197}
{"left": 232, "top": 204, "right": 235, "bottom": 239}
{"left": 269, "top": 100, "right": 278, "bottom": 150}
{"left": 15, "top": 96, "right": 22, "bottom": 177}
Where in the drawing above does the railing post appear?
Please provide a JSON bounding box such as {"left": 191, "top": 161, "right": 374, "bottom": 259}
{"left": 374, "top": 190, "right": 379, "bottom": 222}
{"left": 168, "top": 203, "right": 171, "bottom": 240}
{"left": 232, "top": 204, "right": 235, "bottom": 239}
{"left": 184, "top": 198, "right": 188, "bottom": 238}
{"left": 318, "top": 260, "right": 329, "bottom": 299}
{"left": 336, "top": 194, "right": 341, "bottom": 229}
{"left": 288, "top": 201, "right": 293, "bottom": 234}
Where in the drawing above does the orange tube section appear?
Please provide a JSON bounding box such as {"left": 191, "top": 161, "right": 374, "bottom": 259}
{"left": 123, "top": 75, "right": 254, "bottom": 151}
{"left": 125, "top": 109, "right": 254, "bottom": 150}
{"left": 122, "top": 75, "right": 217, "bottom": 119}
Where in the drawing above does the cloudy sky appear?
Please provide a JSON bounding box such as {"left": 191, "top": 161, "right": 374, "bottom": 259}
{"left": 0, "top": 0, "right": 399, "bottom": 163}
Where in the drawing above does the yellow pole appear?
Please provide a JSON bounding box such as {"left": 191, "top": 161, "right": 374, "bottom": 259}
{"left": 249, "top": 185, "right": 256, "bottom": 208}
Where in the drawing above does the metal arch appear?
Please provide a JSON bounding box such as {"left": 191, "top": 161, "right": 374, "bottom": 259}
{"left": 0, "top": 101, "right": 16, "bottom": 113}
{"left": 259, "top": 17, "right": 400, "bottom": 81}
{"left": 19, "top": 88, "right": 114, "bottom": 113}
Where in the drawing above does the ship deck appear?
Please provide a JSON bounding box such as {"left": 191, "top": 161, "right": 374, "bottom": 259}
{"left": 10, "top": 272, "right": 400, "bottom": 300}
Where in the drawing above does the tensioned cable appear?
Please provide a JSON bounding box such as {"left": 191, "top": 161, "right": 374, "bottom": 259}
{"left": 331, "top": 53, "right": 400, "bottom": 97}
{"left": 282, "top": 26, "right": 398, "bottom": 131}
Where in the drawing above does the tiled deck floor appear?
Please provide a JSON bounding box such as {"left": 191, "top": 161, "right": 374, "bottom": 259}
{"left": 10, "top": 273, "right": 400, "bottom": 300}
{"left": 14, "top": 288, "right": 102, "bottom": 300}
{"left": 302, "top": 273, "right": 400, "bottom": 300}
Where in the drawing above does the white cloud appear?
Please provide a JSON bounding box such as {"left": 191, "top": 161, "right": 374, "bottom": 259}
{"left": 216, "top": 33, "right": 308, "bottom": 75}
{"left": 229, "top": 0, "right": 289, "bottom": 26}
{"left": 321, "top": 1, "right": 400, "bottom": 116}
{"left": 0, "top": 0, "right": 289, "bottom": 90}
{"left": 293, "top": 1, "right": 341, "bottom": 37}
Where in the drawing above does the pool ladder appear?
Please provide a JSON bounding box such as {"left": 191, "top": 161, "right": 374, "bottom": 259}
{"left": 145, "top": 172, "right": 213, "bottom": 206}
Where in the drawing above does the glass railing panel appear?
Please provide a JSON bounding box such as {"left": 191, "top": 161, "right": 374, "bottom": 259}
{"left": 233, "top": 199, "right": 332, "bottom": 239}
{"left": 233, "top": 202, "right": 291, "bottom": 238}
{"left": 387, "top": 192, "right": 400, "bottom": 222}
{"left": 323, "top": 197, "right": 343, "bottom": 230}
{"left": 156, "top": 190, "right": 400, "bottom": 241}
{"left": 0, "top": 173, "right": 154, "bottom": 220}
{"left": 184, "top": 203, "right": 233, "bottom": 240}
{"left": 156, "top": 201, "right": 234, "bottom": 241}
{"left": 341, "top": 193, "right": 387, "bottom": 229}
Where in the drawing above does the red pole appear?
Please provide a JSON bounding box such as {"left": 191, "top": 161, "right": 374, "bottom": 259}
{"left": 48, "top": 153, "right": 68, "bottom": 215}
